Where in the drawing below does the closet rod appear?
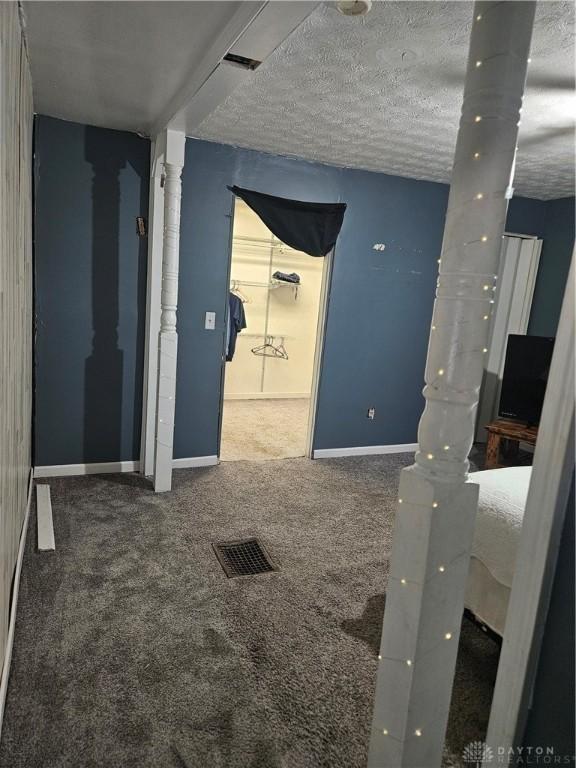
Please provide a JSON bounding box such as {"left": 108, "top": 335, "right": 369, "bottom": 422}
{"left": 239, "top": 333, "right": 292, "bottom": 339}
{"left": 230, "top": 279, "right": 292, "bottom": 290}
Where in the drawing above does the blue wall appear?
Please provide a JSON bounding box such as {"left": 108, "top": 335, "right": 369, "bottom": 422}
{"left": 175, "top": 139, "right": 569, "bottom": 458}
{"left": 528, "top": 197, "right": 575, "bottom": 336}
{"left": 175, "top": 139, "right": 450, "bottom": 457}
{"left": 33, "top": 119, "right": 574, "bottom": 463}
{"left": 522, "top": 472, "right": 575, "bottom": 758}
{"left": 34, "top": 116, "right": 150, "bottom": 465}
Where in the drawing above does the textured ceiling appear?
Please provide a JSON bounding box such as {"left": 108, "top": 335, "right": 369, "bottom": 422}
{"left": 196, "top": 1, "right": 575, "bottom": 200}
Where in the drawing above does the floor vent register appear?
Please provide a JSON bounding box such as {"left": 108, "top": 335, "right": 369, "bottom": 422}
{"left": 212, "top": 537, "right": 278, "bottom": 578}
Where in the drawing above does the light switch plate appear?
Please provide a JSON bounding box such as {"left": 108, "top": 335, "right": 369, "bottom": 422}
{"left": 205, "top": 311, "right": 216, "bottom": 330}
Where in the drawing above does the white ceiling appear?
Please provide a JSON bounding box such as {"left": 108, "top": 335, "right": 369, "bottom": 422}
{"left": 23, "top": 1, "right": 574, "bottom": 200}
{"left": 195, "top": 1, "right": 575, "bottom": 200}
{"left": 22, "top": 1, "right": 250, "bottom": 133}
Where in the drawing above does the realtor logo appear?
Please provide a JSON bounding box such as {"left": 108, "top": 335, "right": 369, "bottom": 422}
{"left": 463, "top": 741, "right": 494, "bottom": 767}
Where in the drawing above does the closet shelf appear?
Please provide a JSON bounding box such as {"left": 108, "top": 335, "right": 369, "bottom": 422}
{"left": 233, "top": 235, "right": 285, "bottom": 246}
{"left": 232, "top": 234, "right": 300, "bottom": 256}
{"left": 231, "top": 279, "right": 298, "bottom": 291}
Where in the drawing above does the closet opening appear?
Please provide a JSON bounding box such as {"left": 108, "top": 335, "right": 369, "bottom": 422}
{"left": 219, "top": 197, "right": 330, "bottom": 462}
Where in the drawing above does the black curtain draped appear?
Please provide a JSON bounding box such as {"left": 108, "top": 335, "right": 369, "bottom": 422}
{"left": 228, "top": 185, "right": 346, "bottom": 257}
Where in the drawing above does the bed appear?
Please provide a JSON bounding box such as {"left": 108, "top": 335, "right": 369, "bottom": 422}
{"left": 465, "top": 465, "right": 532, "bottom": 636}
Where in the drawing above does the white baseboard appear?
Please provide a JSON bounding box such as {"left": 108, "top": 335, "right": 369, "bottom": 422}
{"left": 224, "top": 393, "right": 310, "bottom": 401}
{"left": 34, "top": 461, "right": 139, "bottom": 478}
{"left": 172, "top": 455, "right": 218, "bottom": 469}
{"left": 313, "top": 443, "right": 418, "bottom": 459}
{"left": 36, "top": 484, "right": 55, "bottom": 551}
{"left": 0, "top": 470, "right": 33, "bottom": 738}
{"left": 34, "top": 455, "right": 219, "bottom": 478}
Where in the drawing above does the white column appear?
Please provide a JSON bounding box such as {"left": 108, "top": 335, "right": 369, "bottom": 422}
{"left": 368, "top": 3, "right": 535, "bottom": 766}
{"left": 153, "top": 130, "right": 185, "bottom": 492}
{"left": 140, "top": 137, "right": 165, "bottom": 477}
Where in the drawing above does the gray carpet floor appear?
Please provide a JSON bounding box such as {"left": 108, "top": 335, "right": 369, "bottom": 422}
{"left": 220, "top": 399, "right": 310, "bottom": 461}
{"left": 0, "top": 454, "right": 499, "bottom": 768}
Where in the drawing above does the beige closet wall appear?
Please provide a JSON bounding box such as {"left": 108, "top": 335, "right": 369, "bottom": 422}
{"left": 225, "top": 201, "right": 323, "bottom": 398}
{"left": 0, "top": 6, "right": 34, "bottom": 676}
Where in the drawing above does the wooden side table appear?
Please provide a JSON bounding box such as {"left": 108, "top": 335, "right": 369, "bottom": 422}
{"left": 485, "top": 418, "right": 538, "bottom": 469}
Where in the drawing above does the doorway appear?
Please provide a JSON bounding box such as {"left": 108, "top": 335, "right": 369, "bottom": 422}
{"left": 476, "top": 233, "right": 542, "bottom": 442}
{"left": 219, "top": 199, "right": 328, "bottom": 462}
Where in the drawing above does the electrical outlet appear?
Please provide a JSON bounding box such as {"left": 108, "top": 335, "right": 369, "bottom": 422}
{"left": 367, "top": 407, "right": 376, "bottom": 420}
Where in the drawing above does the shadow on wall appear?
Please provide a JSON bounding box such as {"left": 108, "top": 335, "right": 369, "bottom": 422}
{"left": 83, "top": 126, "right": 148, "bottom": 463}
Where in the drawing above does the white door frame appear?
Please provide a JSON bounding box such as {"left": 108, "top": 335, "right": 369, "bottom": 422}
{"left": 219, "top": 198, "right": 335, "bottom": 461}
{"left": 484, "top": 253, "right": 574, "bottom": 758}
{"left": 305, "top": 247, "right": 334, "bottom": 458}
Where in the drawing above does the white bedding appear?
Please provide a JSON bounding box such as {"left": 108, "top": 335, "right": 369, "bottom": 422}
{"left": 470, "top": 465, "right": 532, "bottom": 589}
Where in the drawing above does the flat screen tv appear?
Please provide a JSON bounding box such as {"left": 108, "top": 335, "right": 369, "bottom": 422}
{"left": 498, "top": 334, "right": 555, "bottom": 426}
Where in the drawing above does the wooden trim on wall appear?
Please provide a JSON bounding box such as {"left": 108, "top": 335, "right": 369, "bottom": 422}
{"left": 0, "top": 472, "right": 33, "bottom": 739}
{"left": 0, "top": 2, "right": 34, "bottom": 690}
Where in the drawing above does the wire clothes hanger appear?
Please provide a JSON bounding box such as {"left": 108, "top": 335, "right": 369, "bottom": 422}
{"left": 230, "top": 280, "right": 249, "bottom": 303}
{"left": 251, "top": 335, "right": 288, "bottom": 360}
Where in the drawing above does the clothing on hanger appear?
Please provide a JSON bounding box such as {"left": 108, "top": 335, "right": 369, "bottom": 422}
{"left": 226, "top": 292, "right": 247, "bottom": 362}
{"left": 272, "top": 270, "right": 300, "bottom": 284}
{"left": 230, "top": 281, "right": 249, "bottom": 303}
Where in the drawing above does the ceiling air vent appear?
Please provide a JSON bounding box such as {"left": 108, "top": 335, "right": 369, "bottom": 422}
{"left": 223, "top": 52, "right": 261, "bottom": 71}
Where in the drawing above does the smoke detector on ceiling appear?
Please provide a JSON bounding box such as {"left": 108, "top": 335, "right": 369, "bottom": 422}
{"left": 336, "top": 0, "right": 372, "bottom": 17}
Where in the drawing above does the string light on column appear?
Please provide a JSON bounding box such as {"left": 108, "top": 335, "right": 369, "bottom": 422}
{"left": 368, "top": 4, "right": 536, "bottom": 762}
